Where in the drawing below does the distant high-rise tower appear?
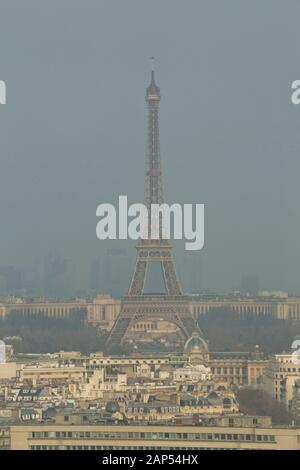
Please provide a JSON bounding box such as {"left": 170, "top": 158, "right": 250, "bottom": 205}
{"left": 180, "top": 251, "right": 204, "bottom": 294}
{"left": 102, "top": 249, "right": 132, "bottom": 298}
{"left": 240, "top": 275, "right": 259, "bottom": 296}
{"left": 105, "top": 65, "right": 207, "bottom": 353}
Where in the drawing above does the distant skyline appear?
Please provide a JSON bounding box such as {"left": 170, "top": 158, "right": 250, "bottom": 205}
{"left": 0, "top": 1, "right": 300, "bottom": 294}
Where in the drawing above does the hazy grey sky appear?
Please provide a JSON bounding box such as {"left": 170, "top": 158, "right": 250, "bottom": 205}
{"left": 0, "top": 0, "right": 300, "bottom": 294}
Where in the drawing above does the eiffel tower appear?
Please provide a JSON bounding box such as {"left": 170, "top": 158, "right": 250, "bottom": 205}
{"left": 105, "top": 64, "right": 207, "bottom": 353}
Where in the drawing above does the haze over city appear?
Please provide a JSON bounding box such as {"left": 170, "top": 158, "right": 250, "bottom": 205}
{"left": 0, "top": 1, "right": 299, "bottom": 296}
{"left": 2, "top": 0, "right": 300, "bottom": 455}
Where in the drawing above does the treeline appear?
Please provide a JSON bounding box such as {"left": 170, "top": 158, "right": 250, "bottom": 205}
{"left": 237, "top": 388, "right": 293, "bottom": 425}
{"left": 199, "top": 308, "right": 300, "bottom": 353}
{"left": 1, "top": 307, "right": 300, "bottom": 355}
{"left": 0, "top": 310, "right": 106, "bottom": 354}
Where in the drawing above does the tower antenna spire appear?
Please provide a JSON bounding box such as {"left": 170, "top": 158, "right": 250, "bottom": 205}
{"left": 151, "top": 56, "right": 155, "bottom": 71}
{"left": 151, "top": 56, "right": 155, "bottom": 80}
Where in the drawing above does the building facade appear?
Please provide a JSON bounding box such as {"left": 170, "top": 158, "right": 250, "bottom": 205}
{"left": 9, "top": 422, "right": 300, "bottom": 450}
{"left": 2, "top": 294, "right": 300, "bottom": 329}
{"left": 263, "top": 354, "right": 300, "bottom": 408}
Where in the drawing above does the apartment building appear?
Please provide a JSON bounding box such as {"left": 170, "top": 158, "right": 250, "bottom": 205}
{"left": 263, "top": 354, "right": 300, "bottom": 407}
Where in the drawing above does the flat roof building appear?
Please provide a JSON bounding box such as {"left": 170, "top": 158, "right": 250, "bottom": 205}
{"left": 9, "top": 422, "right": 300, "bottom": 450}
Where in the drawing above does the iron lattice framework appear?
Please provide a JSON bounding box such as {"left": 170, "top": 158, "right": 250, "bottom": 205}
{"left": 105, "top": 68, "right": 206, "bottom": 353}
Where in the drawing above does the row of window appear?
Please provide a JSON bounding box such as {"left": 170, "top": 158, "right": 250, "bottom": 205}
{"left": 89, "top": 359, "right": 166, "bottom": 365}
{"left": 193, "top": 306, "right": 273, "bottom": 314}
{"left": 30, "top": 431, "right": 276, "bottom": 443}
{"left": 128, "top": 407, "right": 180, "bottom": 414}
{"left": 0, "top": 439, "right": 10, "bottom": 447}
{"left": 210, "top": 367, "right": 247, "bottom": 375}
{"left": 31, "top": 446, "right": 219, "bottom": 450}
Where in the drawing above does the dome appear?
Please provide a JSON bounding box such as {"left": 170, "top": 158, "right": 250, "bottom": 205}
{"left": 184, "top": 332, "right": 208, "bottom": 355}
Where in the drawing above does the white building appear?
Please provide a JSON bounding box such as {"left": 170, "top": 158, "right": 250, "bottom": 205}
{"left": 263, "top": 353, "right": 300, "bottom": 408}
